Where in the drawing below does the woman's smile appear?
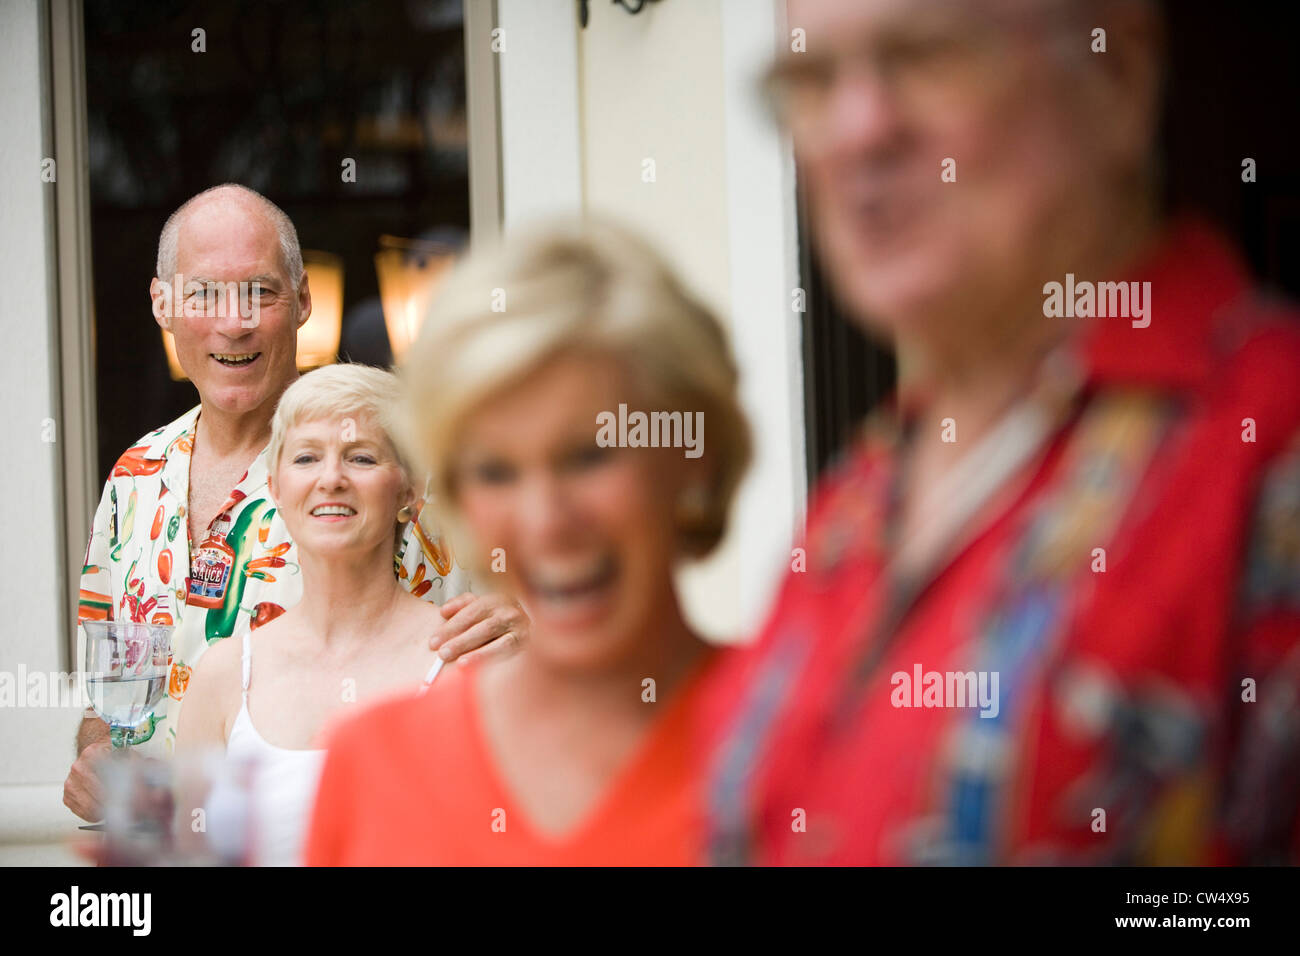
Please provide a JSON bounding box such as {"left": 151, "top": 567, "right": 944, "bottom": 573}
{"left": 309, "top": 502, "right": 358, "bottom": 521}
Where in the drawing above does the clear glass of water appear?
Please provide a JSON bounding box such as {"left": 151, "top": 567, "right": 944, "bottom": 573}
{"left": 83, "top": 620, "right": 173, "bottom": 749}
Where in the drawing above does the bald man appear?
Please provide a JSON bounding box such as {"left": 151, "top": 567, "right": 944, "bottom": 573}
{"left": 65, "top": 184, "right": 527, "bottom": 821}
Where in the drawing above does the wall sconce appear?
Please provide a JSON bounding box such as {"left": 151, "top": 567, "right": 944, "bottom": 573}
{"left": 297, "top": 250, "right": 344, "bottom": 369}
{"left": 578, "top": 0, "right": 660, "bottom": 28}
{"left": 159, "top": 249, "right": 345, "bottom": 380}
{"left": 375, "top": 235, "right": 458, "bottom": 363}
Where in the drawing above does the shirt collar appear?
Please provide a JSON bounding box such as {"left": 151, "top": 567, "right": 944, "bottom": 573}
{"left": 138, "top": 404, "right": 201, "bottom": 460}
{"left": 1075, "top": 216, "right": 1252, "bottom": 393}
{"left": 238, "top": 442, "right": 273, "bottom": 493}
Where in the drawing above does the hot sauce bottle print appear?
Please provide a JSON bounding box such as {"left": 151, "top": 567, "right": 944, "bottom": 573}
{"left": 187, "top": 511, "right": 235, "bottom": 609}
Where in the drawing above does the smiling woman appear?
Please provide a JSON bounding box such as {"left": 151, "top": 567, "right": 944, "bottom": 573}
{"left": 266, "top": 363, "right": 418, "bottom": 553}
{"left": 304, "top": 218, "right": 753, "bottom": 865}
{"left": 173, "top": 362, "right": 453, "bottom": 867}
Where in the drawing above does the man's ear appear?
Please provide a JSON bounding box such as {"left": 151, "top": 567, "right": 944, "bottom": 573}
{"left": 150, "top": 276, "right": 172, "bottom": 331}
{"left": 1085, "top": 0, "right": 1165, "bottom": 178}
{"left": 296, "top": 272, "right": 313, "bottom": 329}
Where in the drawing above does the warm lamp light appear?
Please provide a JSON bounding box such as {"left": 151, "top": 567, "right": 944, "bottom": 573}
{"left": 298, "top": 250, "right": 344, "bottom": 369}
{"left": 375, "top": 235, "right": 457, "bottom": 362}
{"left": 162, "top": 328, "right": 185, "bottom": 381}
{"left": 158, "top": 249, "right": 345, "bottom": 380}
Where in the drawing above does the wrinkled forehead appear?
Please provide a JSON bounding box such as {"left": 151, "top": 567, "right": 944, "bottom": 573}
{"left": 175, "top": 199, "right": 285, "bottom": 279}
{"left": 786, "top": 0, "right": 1059, "bottom": 42}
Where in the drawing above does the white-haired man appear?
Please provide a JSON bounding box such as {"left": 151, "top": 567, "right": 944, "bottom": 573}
{"left": 65, "top": 184, "right": 526, "bottom": 821}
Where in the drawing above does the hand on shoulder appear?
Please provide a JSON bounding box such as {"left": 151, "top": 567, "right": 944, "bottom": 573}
{"left": 431, "top": 590, "right": 529, "bottom": 666}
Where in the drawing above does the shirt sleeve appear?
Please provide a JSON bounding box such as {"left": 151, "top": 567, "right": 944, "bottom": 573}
{"left": 79, "top": 477, "right": 116, "bottom": 625}
{"left": 77, "top": 478, "right": 118, "bottom": 715}
{"left": 1218, "top": 430, "right": 1300, "bottom": 863}
{"left": 395, "top": 500, "right": 469, "bottom": 605}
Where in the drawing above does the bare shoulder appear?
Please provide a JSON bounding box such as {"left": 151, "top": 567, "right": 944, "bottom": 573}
{"left": 184, "top": 631, "right": 246, "bottom": 713}
{"left": 245, "top": 608, "right": 297, "bottom": 650}
{"left": 388, "top": 594, "right": 449, "bottom": 680}
{"left": 191, "top": 630, "right": 244, "bottom": 684}
{"left": 174, "top": 630, "right": 244, "bottom": 750}
{"left": 402, "top": 592, "right": 450, "bottom": 638}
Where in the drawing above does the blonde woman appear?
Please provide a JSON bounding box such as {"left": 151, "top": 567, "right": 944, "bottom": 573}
{"left": 306, "top": 219, "right": 751, "bottom": 865}
{"left": 175, "top": 364, "right": 522, "bottom": 866}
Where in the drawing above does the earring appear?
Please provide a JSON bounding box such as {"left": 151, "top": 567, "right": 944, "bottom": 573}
{"left": 397, "top": 505, "right": 413, "bottom": 523}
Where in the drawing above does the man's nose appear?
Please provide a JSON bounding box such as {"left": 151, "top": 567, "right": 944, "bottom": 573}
{"left": 816, "top": 62, "right": 907, "bottom": 160}
{"left": 213, "top": 286, "right": 251, "bottom": 335}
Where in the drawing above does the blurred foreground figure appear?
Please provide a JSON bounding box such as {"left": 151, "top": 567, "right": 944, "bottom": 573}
{"left": 306, "top": 220, "right": 750, "bottom": 864}
{"left": 704, "top": 0, "right": 1300, "bottom": 863}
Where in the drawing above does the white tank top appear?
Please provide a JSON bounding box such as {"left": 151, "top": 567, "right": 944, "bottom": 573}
{"left": 225, "top": 631, "right": 445, "bottom": 866}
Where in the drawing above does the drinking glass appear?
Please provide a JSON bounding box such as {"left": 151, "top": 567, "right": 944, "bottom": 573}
{"left": 82, "top": 621, "right": 173, "bottom": 749}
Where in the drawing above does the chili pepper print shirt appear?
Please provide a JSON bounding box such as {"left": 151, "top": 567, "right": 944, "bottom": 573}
{"left": 77, "top": 404, "right": 467, "bottom": 754}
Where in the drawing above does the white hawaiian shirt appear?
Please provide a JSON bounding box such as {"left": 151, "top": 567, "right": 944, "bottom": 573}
{"left": 77, "top": 404, "right": 467, "bottom": 754}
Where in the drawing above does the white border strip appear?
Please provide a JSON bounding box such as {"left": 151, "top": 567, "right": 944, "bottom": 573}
{"left": 720, "top": 0, "right": 807, "bottom": 633}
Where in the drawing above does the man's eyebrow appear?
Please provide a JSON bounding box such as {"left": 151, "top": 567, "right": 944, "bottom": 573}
{"left": 180, "top": 275, "right": 280, "bottom": 287}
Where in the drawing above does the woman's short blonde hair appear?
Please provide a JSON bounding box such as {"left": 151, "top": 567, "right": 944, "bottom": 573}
{"left": 268, "top": 363, "right": 413, "bottom": 490}
{"left": 400, "top": 216, "right": 751, "bottom": 560}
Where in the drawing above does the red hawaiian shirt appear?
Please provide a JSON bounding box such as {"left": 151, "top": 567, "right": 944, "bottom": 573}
{"left": 702, "top": 220, "right": 1300, "bottom": 865}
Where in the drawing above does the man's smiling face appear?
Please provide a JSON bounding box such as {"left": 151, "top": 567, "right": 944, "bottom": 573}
{"left": 153, "top": 196, "right": 309, "bottom": 418}
{"left": 780, "top": 0, "right": 1160, "bottom": 342}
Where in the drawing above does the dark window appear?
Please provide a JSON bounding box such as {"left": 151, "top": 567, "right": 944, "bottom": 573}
{"left": 83, "top": 0, "right": 468, "bottom": 480}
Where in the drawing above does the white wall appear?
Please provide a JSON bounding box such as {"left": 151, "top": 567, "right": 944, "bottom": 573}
{"left": 495, "top": 0, "right": 804, "bottom": 641}
{"left": 0, "top": 0, "right": 86, "bottom": 864}
{"left": 496, "top": 0, "right": 583, "bottom": 229}
{"left": 718, "top": 0, "right": 807, "bottom": 633}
